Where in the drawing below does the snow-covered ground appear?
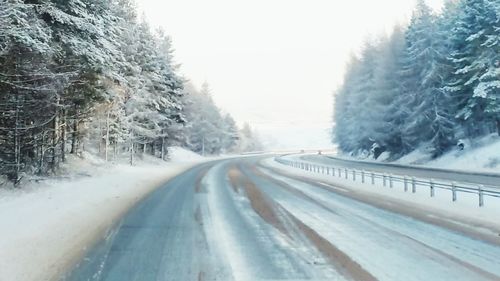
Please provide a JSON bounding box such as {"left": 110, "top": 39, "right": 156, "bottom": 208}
{"left": 335, "top": 134, "right": 500, "bottom": 174}
{"left": 0, "top": 147, "right": 207, "bottom": 281}
{"left": 265, "top": 157, "right": 500, "bottom": 232}
{"left": 398, "top": 135, "right": 500, "bottom": 173}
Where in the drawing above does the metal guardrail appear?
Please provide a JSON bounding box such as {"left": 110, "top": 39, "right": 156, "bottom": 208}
{"left": 320, "top": 155, "right": 500, "bottom": 179}
{"left": 275, "top": 157, "right": 500, "bottom": 207}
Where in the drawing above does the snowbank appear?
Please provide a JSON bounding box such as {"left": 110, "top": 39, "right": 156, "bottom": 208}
{"left": 424, "top": 136, "right": 500, "bottom": 173}
{"left": 335, "top": 134, "right": 500, "bottom": 174}
{"left": 0, "top": 148, "right": 207, "bottom": 281}
{"left": 168, "top": 146, "right": 205, "bottom": 162}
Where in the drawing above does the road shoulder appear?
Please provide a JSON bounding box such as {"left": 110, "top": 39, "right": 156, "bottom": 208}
{"left": 0, "top": 161, "right": 204, "bottom": 281}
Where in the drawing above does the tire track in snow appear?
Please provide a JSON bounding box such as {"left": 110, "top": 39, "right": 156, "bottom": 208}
{"left": 254, "top": 163, "right": 500, "bottom": 280}
{"left": 233, "top": 163, "right": 377, "bottom": 281}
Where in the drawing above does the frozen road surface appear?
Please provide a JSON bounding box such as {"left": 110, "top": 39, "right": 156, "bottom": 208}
{"left": 64, "top": 157, "right": 500, "bottom": 281}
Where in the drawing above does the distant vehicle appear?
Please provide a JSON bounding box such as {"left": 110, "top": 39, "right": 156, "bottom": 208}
{"left": 318, "top": 150, "right": 322, "bottom": 155}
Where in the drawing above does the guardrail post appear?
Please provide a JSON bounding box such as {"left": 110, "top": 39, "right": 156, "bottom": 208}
{"left": 352, "top": 170, "right": 356, "bottom": 181}
{"left": 389, "top": 174, "right": 393, "bottom": 188}
{"left": 404, "top": 176, "right": 408, "bottom": 192}
{"left": 322, "top": 166, "right": 325, "bottom": 174}
{"left": 383, "top": 174, "right": 387, "bottom": 187}
{"left": 338, "top": 168, "right": 342, "bottom": 178}
{"left": 478, "top": 185, "right": 484, "bottom": 207}
{"left": 345, "top": 168, "right": 348, "bottom": 179}
{"left": 371, "top": 172, "right": 375, "bottom": 185}
{"left": 430, "top": 179, "right": 435, "bottom": 197}
{"left": 361, "top": 170, "right": 365, "bottom": 183}
{"left": 332, "top": 167, "right": 335, "bottom": 177}
{"left": 411, "top": 177, "right": 416, "bottom": 193}
{"left": 452, "top": 182, "right": 457, "bottom": 202}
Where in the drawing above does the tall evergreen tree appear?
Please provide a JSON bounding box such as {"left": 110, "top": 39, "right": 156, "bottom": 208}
{"left": 333, "top": 0, "right": 499, "bottom": 159}
{"left": 446, "top": 0, "right": 500, "bottom": 137}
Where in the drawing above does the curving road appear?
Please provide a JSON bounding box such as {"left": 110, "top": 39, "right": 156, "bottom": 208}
{"left": 63, "top": 156, "right": 500, "bottom": 281}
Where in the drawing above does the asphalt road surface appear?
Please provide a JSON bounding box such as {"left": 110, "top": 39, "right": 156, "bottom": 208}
{"left": 63, "top": 156, "right": 500, "bottom": 281}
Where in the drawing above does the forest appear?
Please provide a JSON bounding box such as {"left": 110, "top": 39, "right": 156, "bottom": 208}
{"left": 333, "top": 0, "right": 499, "bottom": 159}
{"left": 0, "top": 0, "right": 261, "bottom": 184}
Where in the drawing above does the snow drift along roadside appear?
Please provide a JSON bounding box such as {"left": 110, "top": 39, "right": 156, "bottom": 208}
{"left": 0, "top": 149, "right": 206, "bottom": 281}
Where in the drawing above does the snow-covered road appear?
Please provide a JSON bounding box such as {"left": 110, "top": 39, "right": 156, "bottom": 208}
{"left": 64, "top": 157, "right": 500, "bottom": 281}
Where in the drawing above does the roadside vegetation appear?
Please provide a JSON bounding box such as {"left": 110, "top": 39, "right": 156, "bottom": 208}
{"left": 0, "top": 0, "right": 261, "bottom": 185}
{"left": 333, "top": 0, "right": 499, "bottom": 159}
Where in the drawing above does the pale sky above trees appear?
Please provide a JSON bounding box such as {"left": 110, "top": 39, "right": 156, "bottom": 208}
{"left": 137, "top": 0, "right": 445, "bottom": 149}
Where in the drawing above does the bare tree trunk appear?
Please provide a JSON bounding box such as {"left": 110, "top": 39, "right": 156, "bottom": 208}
{"left": 151, "top": 142, "right": 156, "bottom": 158}
{"left": 105, "top": 111, "right": 110, "bottom": 162}
{"left": 39, "top": 133, "right": 45, "bottom": 175}
{"left": 51, "top": 107, "right": 59, "bottom": 173}
{"left": 129, "top": 132, "right": 134, "bottom": 166}
{"left": 202, "top": 135, "right": 205, "bottom": 156}
{"left": 98, "top": 119, "right": 102, "bottom": 155}
{"left": 13, "top": 93, "right": 20, "bottom": 185}
{"left": 70, "top": 106, "right": 79, "bottom": 155}
{"left": 161, "top": 137, "right": 166, "bottom": 161}
{"left": 497, "top": 118, "right": 500, "bottom": 137}
{"left": 61, "top": 108, "right": 66, "bottom": 163}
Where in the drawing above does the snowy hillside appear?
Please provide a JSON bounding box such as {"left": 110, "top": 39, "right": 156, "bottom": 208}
{"left": 396, "top": 134, "right": 500, "bottom": 173}
{"left": 334, "top": 134, "right": 500, "bottom": 174}
{"left": 168, "top": 146, "right": 205, "bottom": 162}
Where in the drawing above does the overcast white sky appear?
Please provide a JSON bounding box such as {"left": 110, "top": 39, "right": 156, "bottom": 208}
{"left": 137, "top": 0, "right": 445, "bottom": 149}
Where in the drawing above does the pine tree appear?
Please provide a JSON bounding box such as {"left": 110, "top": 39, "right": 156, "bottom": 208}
{"left": 0, "top": 1, "right": 56, "bottom": 182}
{"left": 446, "top": 0, "right": 500, "bottom": 137}
{"left": 372, "top": 26, "right": 407, "bottom": 157}
{"left": 402, "top": 0, "right": 456, "bottom": 156}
